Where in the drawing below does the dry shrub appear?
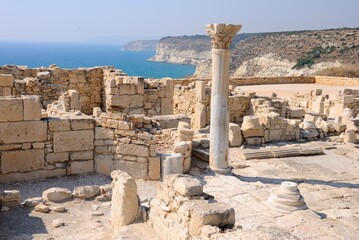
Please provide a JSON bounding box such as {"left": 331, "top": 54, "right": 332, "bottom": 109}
{"left": 316, "top": 64, "right": 359, "bottom": 77}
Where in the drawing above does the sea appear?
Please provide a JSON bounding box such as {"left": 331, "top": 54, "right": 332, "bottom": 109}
{"left": 0, "top": 41, "right": 195, "bottom": 79}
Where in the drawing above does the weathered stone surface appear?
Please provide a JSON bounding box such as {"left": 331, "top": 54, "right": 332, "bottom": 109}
{"left": 70, "top": 151, "right": 93, "bottom": 161}
{"left": 23, "top": 95, "right": 42, "bottom": 121}
{"left": 1, "top": 149, "right": 45, "bottom": 173}
{"left": 48, "top": 118, "right": 71, "bottom": 132}
{"left": 22, "top": 197, "right": 43, "bottom": 207}
{"left": 173, "top": 176, "right": 203, "bottom": 197}
{"left": 70, "top": 160, "right": 94, "bottom": 174}
{"left": 229, "top": 123, "right": 242, "bottom": 147}
{"left": 35, "top": 203, "right": 50, "bottom": 213}
{"left": 53, "top": 130, "right": 94, "bottom": 152}
{"left": 95, "top": 154, "right": 114, "bottom": 176}
{"left": 0, "top": 121, "right": 47, "bottom": 144}
{"left": 149, "top": 157, "right": 160, "bottom": 180}
{"left": 0, "top": 190, "right": 21, "bottom": 207}
{"left": 189, "top": 202, "right": 235, "bottom": 236}
{"left": 70, "top": 118, "right": 94, "bottom": 130}
{"left": 42, "top": 187, "right": 72, "bottom": 202}
{"left": 0, "top": 74, "right": 14, "bottom": 87}
{"left": 114, "top": 161, "right": 147, "bottom": 179}
{"left": 161, "top": 98, "right": 173, "bottom": 115}
{"left": 0, "top": 98, "right": 23, "bottom": 122}
{"left": 46, "top": 152, "right": 69, "bottom": 164}
{"left": 95, "top": 127, "right": 115, "bottom": 139}
{"left": 116, "top": 143, "right": 149, "bottom": 157}
{"left": 111, "top": 170, "right": 140, "bottom": 231}
{"left": 161, "top": 153, "right": 183, "bottom": 177}
{"left": 73, "top": 185, "right": 100, "bottom": 199}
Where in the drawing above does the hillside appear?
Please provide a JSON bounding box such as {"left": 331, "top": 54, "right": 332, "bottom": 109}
{"left": 150, "top": 28, "right": 359, "bottom": 77}
{"left": 122, "top": 40, "right": 158, "bottom": 51}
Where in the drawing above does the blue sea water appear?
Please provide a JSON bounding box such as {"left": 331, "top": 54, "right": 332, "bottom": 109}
{"left": 0, "top": 41, "right": 195, "bottom": 79}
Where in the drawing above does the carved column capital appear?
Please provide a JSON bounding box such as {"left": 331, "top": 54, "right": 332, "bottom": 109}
{"left": 206, "top": 23, "right": 242, "bottom": 50}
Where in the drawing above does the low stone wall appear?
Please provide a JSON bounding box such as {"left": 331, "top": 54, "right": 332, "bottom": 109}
{"left": 315, "top": 76, "right": 359, "bottom": 86}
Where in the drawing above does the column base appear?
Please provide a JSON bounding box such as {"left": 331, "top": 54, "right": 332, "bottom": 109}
{"left": 209, "top": 166, "right": 232, "bottom": 175}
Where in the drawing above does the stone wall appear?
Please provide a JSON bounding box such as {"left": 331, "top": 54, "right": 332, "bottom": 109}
{"left": 0, "top": 97, "right": 162, "bottom": 182}
{"left": 0, "top": 96, "right": 95, "bottom": 183}
{"left": 0, "top": 66, "right": 103, "bottom": 114}
{"left": 103, "top": 68, "right": 174, "bottom": 116}
{"left": 314, "top": 76, "right": 359, "bottom": 86}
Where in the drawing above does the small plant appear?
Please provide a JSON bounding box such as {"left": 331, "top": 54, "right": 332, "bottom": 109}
{"left": 292, "top": 46, "right": 335, "bottom": 69}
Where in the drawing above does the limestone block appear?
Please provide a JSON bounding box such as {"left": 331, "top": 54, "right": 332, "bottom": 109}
{"left": 70, "top": 160, "right": 94, "bottom": 174}
{"left": 46, "top": 152, "right": 69, "bottom": 164}
{"left": 23, "top": 95, "right": 42, "bottom": 121}
{"left": 95, "top": 154, "right": 114, "bottom": 176}
{"left": 269, "top": 129, "right": 283, "bottom": 142}
{"left": 161, "top": 153, "right": 183, "bottom": 177}
{"left": 95, "top": 127, "right": 115, "bottom": 140}
{"left": 342, "top": 95, "right": 355, "bottom": 104}
{"left": 0, "top": 74, "right": 14, "bottom": 87}
{"left": 70, "top": 151, "right": 93, "bottom": 161}
{"left": 229, "top": 123, "right": 242, "bottom": 147}
{"left": 174, "top": 141, "right": 189, "bottom": 154}
{"left": 118, "top": 84, "right": 134, "bottom": 95}
{"left": 70, "top": 118, "right": 94, "bottom": 130}
{"left": 145, "top": 89, "right": 159, "bottom": 100}
{"left": 73, "top": 185, "right": 100, "bottom": 199}
{"left": 289, "top": 107, "right": 305, "bottom": 118}
{"left": 196, "top": 81, "right": 206, "bottom": 101}
{"left": 117, "top": 120, "right": 132, "bottom": 130}
{"left": 108, "top": 95, "right": 144, "bottom": 108}
{"left": 114, "top": 161, "right": 147, "bottom": 179}
{"left": 189, "top": 202, "right": 235, "bottom": 236}
{"left": 0, "top": 98, "right": 23, "bottom": 122}
{"left": 42, "top": 187, "right": 72, "bottom": 202}
{"left": 68, "top": 90, "right": 81, "bottom": 110}
{"left": 32, "top": 142, "right": 45, "bottom": 149}
{"left": 111, "top": 170, "right": 140, "bottom": 231}
{"left": 48, "top": 118, "right": 71, "bottom": 132}
{"left": 194, "top": 102, "right": 207, "bottom": 129}
{"left": 116, "top": 143, "right": 149, "bottom": 157}
{"left": 344, "top": 129, "right": 356, "bottom": 143}
{"left": 0, "top": 121, "right": 47, "bottom": 144}
{"left": 242, "top": 128, "right": 264, "bottom": 138}
{"left": 149, "top": 157, "right": 160, "bottom": 181}
{"left": 183, "top": 157, "right": 191, "bottom": 173}
{"left": 173, "top": 176, "right": 203, "bottom": 197}
{"left": 0, "top": 190, "right": 21, "bottom": 207}
{"left": 241, "top": 115, "right": 262, "bottom": 131}
{"left": 161, "top": 98, "right": 173, "bottom": 115}
{"left": 53, "top": 130, "right": 94, "bottom": 152}
{"left": 162, "top": 78, "right": 174, "bottom": 98}
{"left": 2, "top": 87, "right": 12, "bottom": 96}
{"left": 123, "top": 76, "right": 144, "bottom": 94}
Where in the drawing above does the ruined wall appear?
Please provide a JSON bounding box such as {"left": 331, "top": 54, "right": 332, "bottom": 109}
{"left": 0, "top": 96, "right": 95, "bottom": 183}
{"left": 0, "top": 66, "right": 103, "bottom": 114}
{"left": 0, "top": 97, "right": 162, "bottom": 183}
{"left": 103, "top": 68, "right": 174, "bottom": 116}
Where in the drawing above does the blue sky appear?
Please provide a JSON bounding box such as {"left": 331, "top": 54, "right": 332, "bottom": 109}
{"left": 1, "top": 0, "right": 358, "bottom": 43}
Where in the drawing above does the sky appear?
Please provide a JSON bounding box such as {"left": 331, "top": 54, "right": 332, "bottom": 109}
{"left": 1, "top": 0, "right": 358, "bottom": 44}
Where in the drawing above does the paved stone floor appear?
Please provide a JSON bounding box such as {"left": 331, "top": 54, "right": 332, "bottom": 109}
{"left": 192, "top": 143, "right": 359, "bottom": 239}
{"left": 1, "top": 143, "right": 359, "bottom": 239}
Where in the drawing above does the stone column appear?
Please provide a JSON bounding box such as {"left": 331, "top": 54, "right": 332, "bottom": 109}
{"left": 206, "top": 23, "right": 241, "bottom": 173}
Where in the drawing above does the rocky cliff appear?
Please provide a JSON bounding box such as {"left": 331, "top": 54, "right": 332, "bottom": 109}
{"left": 122, "top": 40, "right": 158, "bottom": 51}
{"left": 151, "top": 28, "right": 359, "bottom": 77}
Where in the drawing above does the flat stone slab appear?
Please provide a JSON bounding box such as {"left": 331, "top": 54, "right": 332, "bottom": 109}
{"left": 239, "top": 146, "right": 324, "bottom": 160}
